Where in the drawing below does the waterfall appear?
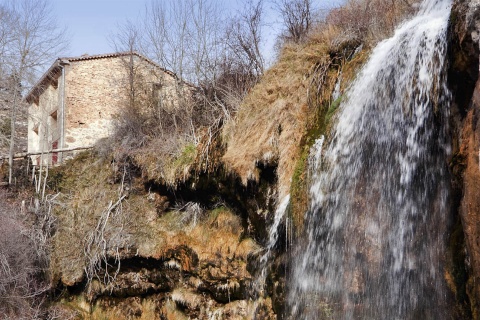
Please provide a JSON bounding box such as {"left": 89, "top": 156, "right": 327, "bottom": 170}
{"left": 248, "top": 194, "right": 290, "bottom": 319}
{"left": 258, "top": 194, "right": 291, "bottom": 290}
{"left": 288, "top": 0, "right": 452, "bottom": 318}
{"left": 254, "top": 194, "right": 290, "bottom": 297}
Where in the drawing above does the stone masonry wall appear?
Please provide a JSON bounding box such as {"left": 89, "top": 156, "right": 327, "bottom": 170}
{"left": 28, "top": 81, "right": 60, "bottom": 164}
{"left": 27, "top": 54, "right": 185, "bottom": 163}
{"left": 64, "top": 57, "right": 131, "bottom": 150}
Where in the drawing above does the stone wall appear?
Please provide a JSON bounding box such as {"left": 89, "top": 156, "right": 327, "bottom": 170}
{"left": 27, "top": 53, "right": 183, "bottom": 163}
{"left": 62, "top": 56, "right": 163, "bottom": 151}
{"left": 28, "top": 81, "right": 60, "bottom": 164}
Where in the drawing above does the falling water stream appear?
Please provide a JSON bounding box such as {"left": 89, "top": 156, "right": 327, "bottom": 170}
{"left": 288, "top": 0, "right": 452, "bottom": 318}
{"left": 258, "top": 194, "right": 291, "bottom": 294}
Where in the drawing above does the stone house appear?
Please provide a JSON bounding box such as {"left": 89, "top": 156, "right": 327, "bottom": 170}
{"left": 25, "top": 52, "right": 185, "bottom": 165}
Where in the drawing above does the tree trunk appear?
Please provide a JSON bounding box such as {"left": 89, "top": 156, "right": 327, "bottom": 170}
{"left": 8, "top": 81, "right": 18, "bottom": 185}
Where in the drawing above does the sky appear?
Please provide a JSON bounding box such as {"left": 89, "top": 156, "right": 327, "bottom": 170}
{"left": 50, "top": 0, "right": 152, "bottom": 57}
{"left": 49, "top": 0, "right": 344, "bottom": 59}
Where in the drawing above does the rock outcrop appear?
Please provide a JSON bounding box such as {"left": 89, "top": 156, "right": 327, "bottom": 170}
{"left": 449, "top": 0, "right": 480, "bottom": 317}
{"left": 22, "top": 1, "right": 480, "bottom": 319}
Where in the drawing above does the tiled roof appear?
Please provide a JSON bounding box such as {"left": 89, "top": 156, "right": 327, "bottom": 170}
{"left": 61, "top": 51, "right": 176, "bottom": 77}
{"left": 24, "top": 51, "right": 180, "bottom": 103}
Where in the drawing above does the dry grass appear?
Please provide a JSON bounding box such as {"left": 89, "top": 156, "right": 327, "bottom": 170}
{"left": 48, "top": 151, "right": 258, "bottom": 296}
{"left": 171, "top": 288, "right": 202, "bottom": 309}
{"left": 222, "top": 0, "right": 416, "bottom": 201}
{"left": 325, "top": 0, "right": 417, "bottom": 45}
{"left": 132, "top": 138, "right": 197, "bottom": 186}
{"left": 222, "top": 42, "right": 331, "bottom": 198}
{"left": 49, "top": 152, "right": 157, "bottom": 286}
{"left": 149, "top": 207, "right": 259, "bottom": 264}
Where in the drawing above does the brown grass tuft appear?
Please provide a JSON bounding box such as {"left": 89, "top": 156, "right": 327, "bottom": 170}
{"left": 222, "top": 0, "right": 416, "bottom": 202}
{"left": 222, "top": 42, "right": 331, "bottom": 198}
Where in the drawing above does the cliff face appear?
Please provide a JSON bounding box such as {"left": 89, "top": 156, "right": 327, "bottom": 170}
{"left": 43, "top": 149, "right": 280, "bottom": 319}
{"left": 10, "top": 1, "right": 480, "bottom": 319}
{"left": 449, "top": 0, "right": 480, "bottom": 317}
{"left": 458, "top": 90, "right": 480, "bottom": 316}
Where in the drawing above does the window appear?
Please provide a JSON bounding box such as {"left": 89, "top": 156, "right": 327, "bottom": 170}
{"left": 52, "top": 140, "right": 58, "bottom": 164}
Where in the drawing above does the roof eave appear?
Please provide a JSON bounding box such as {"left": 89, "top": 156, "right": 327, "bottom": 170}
{"left": 24, "top": 59, "right": 63, "bottom": 104}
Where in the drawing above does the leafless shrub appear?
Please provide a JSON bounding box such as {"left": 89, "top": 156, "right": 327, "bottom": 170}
{"left": 83, "top": 190, "right": 128, "bottom": 293}
{"left": 173, "top": 201, "right": 205, "bottom": 228}
{"left": 325, "top": 0, "right": 417, "bottom": 44}
{"left": 45, "top": 305, "right": 79, "bottom": 320}
{"left": 274, "top": 0, "right": 313, "bottom": 44}
{"left": 0, "top": 190, "right": 56, "bottom": 319}
{"left": 29, "top": 194, "right": 59, "bottom": 270}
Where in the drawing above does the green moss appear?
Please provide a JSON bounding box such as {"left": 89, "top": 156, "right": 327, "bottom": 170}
{"left": 325, "top": 96, "right": 342, "bottom": 124}
{"left": 288, "top": 48, "right": 365, "bottom": 235}
{"left": 207, "top": 206, "right": 228, "bottom": 222}
{"left": 289, "top": 88, "right": 343, "bottom": 228}
{"left": 157, "top": 210, "right": 184, "bottom": 230}
{"left": 288, "top": 70, "right": 342, "bottom": 235}
{"left": 289, "top": 147, "right": 310, "bottom": 234}
{"left": 173, "top": 143, "right": 197, "bottom": 168}
{"left": 48, "top": 151, "right": 104, "bottom": 193}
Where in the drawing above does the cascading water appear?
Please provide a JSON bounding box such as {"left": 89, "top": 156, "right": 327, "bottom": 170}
{"left": 258, "top": 194, "right": 291, "bottom": 294}
{"left": 250, "top": 194, "right": 290, "bottom": 318}
{"left": 289, "top": 0, "right": 453, "bottom": 319}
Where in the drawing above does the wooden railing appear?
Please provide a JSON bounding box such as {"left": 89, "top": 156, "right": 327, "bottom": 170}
{"left": 0, "top": 146, "right": 93, "bottom": 187}
{"left": 0, "top": 146, "right": 93, "bottom": 161}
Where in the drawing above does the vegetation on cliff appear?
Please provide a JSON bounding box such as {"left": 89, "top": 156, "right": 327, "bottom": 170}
{"left": 2, "top": 0, "right": 480, "bottom": 319}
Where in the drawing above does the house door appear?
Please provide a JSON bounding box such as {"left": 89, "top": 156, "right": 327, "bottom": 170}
{"left": 52, "top": 140, "right": 58, "bottom": 164}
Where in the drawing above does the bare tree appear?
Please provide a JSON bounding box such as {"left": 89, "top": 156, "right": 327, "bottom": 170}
{"left": 274, "top": 0, "right": 313, "bottom": 43}
{"left": 142, "top": 0, "right": 225, "bottom": 86}
{"left": 108, "top": 0, "right": 271, "bottom": 174}
{"left": 0, "top": 0, "right": 68, "bottom": 185}
{"left": 209, "top": 0, "right": 265, "bottom": 114}
{"left": 226, "top": 0, "right": 265, "bottom": 77}
{"left": 0, "top": 7, "right": 16, "bottom": 157}
{"left": 109, "top": 22, "right": 162, "bottom": 148}
{"left": 110, "top": 20, "right": 144, "bottom": 109}
{"left": 136, "top": 0, "right": 227, "bottom": 132}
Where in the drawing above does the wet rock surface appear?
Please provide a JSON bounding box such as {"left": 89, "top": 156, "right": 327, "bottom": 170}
{"left": 449, "top": 0, "right": 480, "bottom": 317}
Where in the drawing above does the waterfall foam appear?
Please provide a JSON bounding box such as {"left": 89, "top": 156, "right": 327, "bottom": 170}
{"left": 289, "top": 0, "right": 452, "bottom": 318}
{"left": 250, "top": 194, "right": 290, "bottom": 318}
{"left": 258, "top": 194, "right": 291, "bottom": 295}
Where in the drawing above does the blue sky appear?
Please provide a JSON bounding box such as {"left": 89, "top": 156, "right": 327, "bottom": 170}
{"left": 50, "top": 0, "right": 344, "bottom": 60}
{"left": 51, "top": 0, "right": 149, "bottom": 56}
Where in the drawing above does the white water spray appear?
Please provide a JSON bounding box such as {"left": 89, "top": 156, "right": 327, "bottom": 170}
{"left": 257, "top": 194, "right": 290, "bottom": 296}
{"left": 289, "top": 0, "right": 452, "bottom": 318}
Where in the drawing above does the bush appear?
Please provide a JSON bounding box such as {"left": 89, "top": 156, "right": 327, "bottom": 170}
{"left": 0, "top": 190, "right": 51, "bottom": 319}
{"left": 325, "top": 0, "right": 417, "bottom": 45}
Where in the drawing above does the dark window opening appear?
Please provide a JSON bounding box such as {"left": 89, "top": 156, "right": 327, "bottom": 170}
{"left": 52, "top": 140, "right": 58, "bottom": 164}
